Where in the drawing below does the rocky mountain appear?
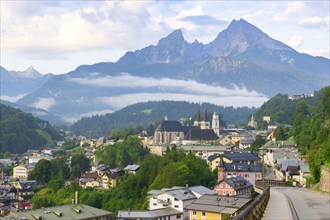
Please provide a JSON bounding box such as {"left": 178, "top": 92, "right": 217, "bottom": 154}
{"left": 0, "top": 66, "right": 54, "bottom": 101}
{"left": 2, "top": 19, "right": 328, "bottom": 125}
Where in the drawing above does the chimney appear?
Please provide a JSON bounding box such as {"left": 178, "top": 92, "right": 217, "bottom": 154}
{"left": 75, "top": 191, "right": 79, "bottom": 204}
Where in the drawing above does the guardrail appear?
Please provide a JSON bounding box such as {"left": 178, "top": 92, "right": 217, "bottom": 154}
{"left": 232, "top": 179, "right": 292, "bottom": 220}
{"left": 232, "top": 185, "right": 270, "bottom": 220}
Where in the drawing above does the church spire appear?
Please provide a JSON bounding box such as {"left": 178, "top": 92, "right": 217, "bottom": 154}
{"left": 196, "top": 109, "right": 201, "bottom": 121}
{"left": 203, "top": 109, "right": 207, "bottom": 121}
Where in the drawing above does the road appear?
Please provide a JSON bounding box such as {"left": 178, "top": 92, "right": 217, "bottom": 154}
{"left": 265, "top": 187, "right": 330, "bottom": 220}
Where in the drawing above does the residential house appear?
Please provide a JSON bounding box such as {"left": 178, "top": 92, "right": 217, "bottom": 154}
{"left": 79, "top": 172, "right": 101, "bottom": 188}
{"left": 13, "top": 165, "right": 28, "bottom": 180}
{"left": 219, "top": 136, "right": 235, "bottom": 145}
{"left": 118, "top": 208, "right": 183, "bottom": 220}
{"left": 208, "top": 155, "right": 221, "bottom": 171}
{"left": 218, "top": 159, "right": 263, "bottom": 186}
{"left": 221, "top": 152, "right": 260, "bottom": 164}
{"left": 238, "top": 139, "right": 254, "bottom": 149}
{"left": 276, "top": 159, "right": 310, "bottom": 184}
{"left": 185, "top": 194, "right": 252, "bottom": 220}
{"left": 148, "top": 185, "right": 216, "bottom": 219}
{"left": 95, "top": 137, "right": 105, "bottom": 147}
{"left": 124, "top": 164, "right": 140, "bottom": 175}
{"left": 12, "top": 180, "right": 38, "bottom": 201}
{"left": 102, "top": 172, "right": 119, "bottom": 189}
{"left": 213, "top": 176, "right": 253, "bottom": 198}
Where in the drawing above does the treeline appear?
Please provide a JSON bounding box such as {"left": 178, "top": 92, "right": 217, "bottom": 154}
{"left": 32, "top": 140, "right": 215, "bottom": 214}
{"left": 290, "top": 87, "right": 330, "bottom": 182}
{"left": 252, "top": 91, "right": 323, "bottom": 129}
{"left": 70, "top": 100, "right": 256, "bottom": 137}
{"left": 95, "top": 136, "right": 149, "bottom": 168}
{"left": 0, "top": 104, "right": 62, "bottom": 155}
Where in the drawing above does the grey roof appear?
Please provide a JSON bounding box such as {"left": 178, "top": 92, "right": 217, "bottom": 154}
{"left": 221, "top": 176, "right": 253, "bottom": 190}
{"left": 148, "top": 185, "right": 215, "bottom": 200}
{"left": 222, "top": 152, "right": 260, "bottom": 162}
{"left": 223, "top": 162, "right": 263, "bottom": 172}
{"left": 207, "top": 154, "right": 220, "bottom": 162}
{"left": 118, "top": 208, "right": 181, "bottom": 219}
{"left": 184, "top": 129, "right": 219, "bottom": 141}
{"left": 6, "top": 204, "right": 111, "bottom": 220}
{"left": 124, "top": 164, "right": 140, "bottom": 171}
{"left": 185, "top": 194, "right": 251, "bottom": 215}
{"left": 155, "top": 120, "right": 183, "bottom": 132}
{"left": 189, "top": 186, "right": 217, "bottom": 196}
{"left": 279, "top": 159, "right": 310, "bottom": 172}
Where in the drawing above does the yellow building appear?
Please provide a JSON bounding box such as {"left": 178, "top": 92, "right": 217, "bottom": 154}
{"left": 185, "top": 194, "right": 251, "bottom": 220}
{"left": 208, "top": 155, "right": 221, "bottom": 171}
{"left": 102, "top": 172, "right": 118, "bottom": 189}
{"left": 13, "top": 165, "right": 28, "bottom": 180}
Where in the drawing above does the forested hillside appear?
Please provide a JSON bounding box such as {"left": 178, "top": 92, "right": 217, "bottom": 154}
{"left": 70, "top": 101, "right": 256, "bottom": 137}
{"left": 253, "top": 87, "right": 329, "bottom": 182}
{"left": 291, "top": 87, "right": 330, "bottom": 182}
{"left": 31, "top": 139, "right": 215, "bottom": 214}
{"left": 252, "top": 90, "right": 323, "bottom": 129}
{"left": 0, "top": 104, "right": 62, "bottom": 155}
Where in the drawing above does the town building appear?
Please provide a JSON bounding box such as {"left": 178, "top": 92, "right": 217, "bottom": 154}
{"left": 212, "top": 112, "right": 220, "bottom": 136}
{"left": 247, "top": 114, "right": 257, "bottom": 129}
{"left": 194, "top": 109, "right": 210, "bottom": 129}
{"left": 213, "top": 176, "right": 253, "bottom": 198}
{"left": 148, "top": 185, "right": 216, "bottom": 219}
{"left": 13, "top": 165, "right": 28, "bottom": 180}
{"left": 153, "top": 119, "right": 184, "bottom": 145}
{"left": 124, "top": 164, "right": 140, "bottom": 175}
{"left": 7, "top": 204, "right": 112, "bottom": 220}
{"left": 185, "top": 194, "right": 252, "bottom": 220}
{"left": 118, "top": 208, "right": 182, "bottom": 220}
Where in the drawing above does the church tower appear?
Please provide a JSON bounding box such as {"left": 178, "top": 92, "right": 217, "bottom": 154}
{"left": 212, "top": 112, "right": 220, "bottom": 136}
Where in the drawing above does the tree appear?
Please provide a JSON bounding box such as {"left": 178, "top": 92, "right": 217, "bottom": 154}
{"left": 273, "top": 126, "right": 288, "bottom": 140}
{"left": 30, "top": 159, "right": 52, "bottom": 184}
{"left": 249, "top": 135, "right": 265, "bottom": 151}
{"left": 70, "top": 154, "right": 91, "bottom": 179}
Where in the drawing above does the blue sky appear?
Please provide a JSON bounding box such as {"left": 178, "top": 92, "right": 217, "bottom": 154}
{"left": 1, "top": 0, "right": 329, "bottom": 74}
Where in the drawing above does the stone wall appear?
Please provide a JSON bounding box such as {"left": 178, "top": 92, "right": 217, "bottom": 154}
{"left": 319, "top": 165, "right": 330, "bottom": 192}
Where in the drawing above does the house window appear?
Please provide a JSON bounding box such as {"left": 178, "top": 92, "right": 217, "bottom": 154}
{"left": 176, "top": 214, "right": 181, "bottom": 219}
{"left": 153, "top": 203, "right": 157, "bottom": 206}
{"left": 174, "top": 205, "right": 179, "bottom": 208}
{"left": 192, "top": 211, "right": 196, "bottom": 216}
{"left": 202, "top": 212, "right": 206, "bottom": 217}
{"left": 229, "top": 191, "right": 232, "bottom": 195}
{"left": 174, "top": 198, "right": 179, "bottom": 201}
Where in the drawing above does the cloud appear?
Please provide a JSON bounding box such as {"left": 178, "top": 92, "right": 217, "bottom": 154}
{"left": 31, "top": 97, "right": 56, "bottom": 111}
{"left": 288, "top": 35, "right": 304, "bottom": 49}
{"left": 0, "top": 94, "right": 27, "bottom": 102}
{"left": 273, "top": 1, "right": 307, "bottom": 22}
{"left": 68, "top": 73, "right": 266, "bottom": 98}
{"left": 181, "top": 15, "right": 226, "bottom": 26}
{"left": 97, "top": 93, "right": 267, "bottom": 110}
{"left": 298, "top": 17, "right": 323, "bottom": 28}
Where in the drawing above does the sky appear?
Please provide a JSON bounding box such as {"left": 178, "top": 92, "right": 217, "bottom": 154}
{"left": 1, "top": 0, "right": 329, "bottom": 75}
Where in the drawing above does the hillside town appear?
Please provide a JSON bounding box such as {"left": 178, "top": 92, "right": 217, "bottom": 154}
{"left": 1, "top": 108, "right": 316, "bottom": 219}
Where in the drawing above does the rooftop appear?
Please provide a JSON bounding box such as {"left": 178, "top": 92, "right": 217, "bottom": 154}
{"left": 185, "top": 194, "right": 251, "bottom": 215}
{"left": 6, "top": 204, "right": 111, "bottom": 220}
{"left": 118, "top": 208, "right": 182, "bottom": 219}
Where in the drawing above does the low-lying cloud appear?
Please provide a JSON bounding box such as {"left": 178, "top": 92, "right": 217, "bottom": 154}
{"left": 69, "top": 73, "right": 268, "bottom": 110}
{"left": 31, "top": 97, "right": 56, "bottom": 111}
{"left": 69, "top": 73, "right": 266, "bottom": 98}
{"left": 0, "top": 93, "right": 27, "bottom": 102}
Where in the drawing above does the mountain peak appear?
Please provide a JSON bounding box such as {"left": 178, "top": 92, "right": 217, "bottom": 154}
{"left": 158, "top": 29, "right": 185, "bottom": 46}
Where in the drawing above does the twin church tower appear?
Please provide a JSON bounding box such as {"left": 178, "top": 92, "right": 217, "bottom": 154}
{"left": 193, "top": 109, "right": 220, "bottom": 136}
